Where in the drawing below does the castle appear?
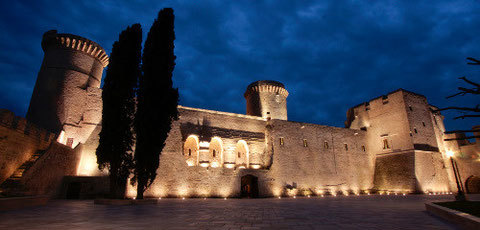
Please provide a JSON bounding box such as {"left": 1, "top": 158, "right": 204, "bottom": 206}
{"left": 1, "top": 31, "right": 479, "bottom": 198}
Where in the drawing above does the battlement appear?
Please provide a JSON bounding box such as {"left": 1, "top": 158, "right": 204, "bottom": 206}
{"left": 41, "top": 30, "right": 109, "bottom": 67}
{"left": 0, "top": 109, "right": 54, "bottom": 144}
{"left": 244, "top": 80, "right": 289, "bottom": 98}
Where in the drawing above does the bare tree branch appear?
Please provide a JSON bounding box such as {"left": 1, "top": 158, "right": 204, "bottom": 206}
{"left": 446, "top": 92, "right": 464, "bottom": 99}
{"left": 444, "top": 129, "right": 480, "bottom": 134}
{"left": 459, "top": 76, "right": 480, "bottom": 88}
{"left": 458, "top": 87, "right": 479, "bottom": 95}
{"left": 444, "top": 135, "right": 480, "bottom": 141}
{"left": 454, "top": 115, "right": 480, "bottom": 120}
{"left": 467, "top": 57, "right": 480, "bottom": 65}
{"left": 435, "top": 106, "right": 480, "bottom": 113}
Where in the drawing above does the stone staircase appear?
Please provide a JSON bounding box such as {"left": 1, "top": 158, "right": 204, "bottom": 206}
{"left": 0, "top": 150, "right": 46, "bottom": 196}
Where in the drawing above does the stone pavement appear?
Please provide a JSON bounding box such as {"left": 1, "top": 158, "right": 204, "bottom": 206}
{"left": 0, "top": 194, "right": 473, "bottom": 229}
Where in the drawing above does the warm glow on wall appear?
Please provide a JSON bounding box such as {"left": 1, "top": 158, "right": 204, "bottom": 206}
{"left": 57, "top": 130, "right": 66, "bottom": 145}
{"left": 77, "top": 151, "right": 100, "bottom": 176}
{"left": 186, "top": 159, "right": 195, "bottom": 166}
{"left": 446, "top": 150, "right": 455, "bottom": 158}
{"left": 250, "top": 164, "right": 261, "bottom": 169}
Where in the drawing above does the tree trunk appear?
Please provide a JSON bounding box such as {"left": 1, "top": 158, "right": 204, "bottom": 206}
{"left": 109, "top": 165, "right": 127, "bottom": 199}
{"left": 136, "top": 178, "right": 145, "bottom": 199}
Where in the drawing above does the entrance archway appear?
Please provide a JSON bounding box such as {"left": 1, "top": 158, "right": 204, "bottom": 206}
{"left": 241, "top": 174, "right": 258, "bottom": 198}
{"left": 465, "top": 176, "right": 480, "bottom": 194}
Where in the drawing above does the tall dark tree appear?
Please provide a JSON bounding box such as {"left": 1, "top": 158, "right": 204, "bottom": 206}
{"left": 133, "top": 8, "right": 178, "bottom": 199}
{"left": 96, "top": 24, "right": 142, "bottom": 199}
{"left": 435, "top": 57, "right": 480, "bottom": 141}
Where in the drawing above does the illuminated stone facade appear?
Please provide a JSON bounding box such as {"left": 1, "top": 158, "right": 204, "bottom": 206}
{"left": 1, "top": 31, "right": 479, "bottom": 198}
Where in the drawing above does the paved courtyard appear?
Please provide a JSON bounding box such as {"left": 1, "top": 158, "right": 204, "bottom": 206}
{"left": 0, "top": 194, "right": 471, "bottom": 229}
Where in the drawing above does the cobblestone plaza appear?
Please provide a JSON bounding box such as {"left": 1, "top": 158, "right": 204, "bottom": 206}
{"left": 1, "top": 195, "right": 474, "bottom": 229}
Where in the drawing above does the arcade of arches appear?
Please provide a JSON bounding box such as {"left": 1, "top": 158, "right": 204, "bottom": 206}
{"left": 183, "top": 135, "right": 257, "bottom": 169}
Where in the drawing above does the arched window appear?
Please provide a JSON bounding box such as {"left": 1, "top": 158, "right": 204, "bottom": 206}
{"left": 235, "top": 140, "right": 249, "bottom": 168}
{"left": 209, "top": 137, "right": 223, "bottom": 168}
{"left": 184, "top": 135, "right": 199, "bottom": 166}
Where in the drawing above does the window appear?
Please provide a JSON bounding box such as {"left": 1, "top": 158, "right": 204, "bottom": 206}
{"left": 238, "top": 152, "right": 241, "bottom": 158}
{"left": 383, "top": 139, "right": 390, "bottom": 149}
{"left": 66, "top": 138, "right": 74, "bottom": 147}
{"left": 324, "top": 141, "right": 329, "bottom": 149}
{"left": 362, "top": 145, "right": 366, "bottom": 152}
{"left": 303, "top": 139, "right": 308, "bottom": 147}
{"left": 414, "top": 128, "right": 418, "bottom": 134}
{"left": 422, "top": 122, "right": 426, "bottom": 127}
{"left": 409, "top": 106, "right": 413, "bottom": 111}
{"left": 188, "top": 149, "right": 191, "bottom": 156}
{"left": 279, "top": 137, "right": 284, "bottom": 146}
{"left": 382, "top": 95, "right": 389, "bottom": 104}
{"left": 344, "top": 144, "right": 348, "bottom": 151}
{"left": 213, "top": 149, "right": 216, "bottom": 158}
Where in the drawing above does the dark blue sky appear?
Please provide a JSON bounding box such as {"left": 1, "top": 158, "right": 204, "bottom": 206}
{"left": 0, "top": 0, "right": 479, "bottom": 131}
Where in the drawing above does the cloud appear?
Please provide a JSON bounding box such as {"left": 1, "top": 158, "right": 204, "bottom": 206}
{"left": 0, "top": 0, "right": 479, "bottom": 131}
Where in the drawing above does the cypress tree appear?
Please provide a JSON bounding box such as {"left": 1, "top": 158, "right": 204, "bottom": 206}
{"left": 96, "top": 24, "right": 142, "bottom": 199}
{"left": 133, "top": 8, "right": 178, "bottom": 199}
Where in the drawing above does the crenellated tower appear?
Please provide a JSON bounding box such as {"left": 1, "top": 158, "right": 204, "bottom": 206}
{"left": 27, "top": 30, "right": 109, "bottom": 147}
{"left": 244, "top": 80, "right": 289, "bottom": 120}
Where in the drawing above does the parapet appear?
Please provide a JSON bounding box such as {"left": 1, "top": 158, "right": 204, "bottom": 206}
{"left": 41, "top": 30, "right": 109, "bottom": 67}
{"left": 0, "top": 109, "right": 54, "bottom": 143}
{"left": 244, "top": 80, "right": 289, "bottom": 98}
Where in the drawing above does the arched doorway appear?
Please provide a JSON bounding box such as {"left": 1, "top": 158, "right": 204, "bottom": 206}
{"left": 209, "top": 137, "right": 223, "bottom": 168}
{"left": 241, "top": 174, "right": 258, "bottom": 198}
{"left": 235, "top": 140, "right": 249, "bottom": 168}
{"left": 183, "top": 135, "right": 199, "bottom": 166}
{"left": 465, "top": 176, "right": 480, "bottom": 194}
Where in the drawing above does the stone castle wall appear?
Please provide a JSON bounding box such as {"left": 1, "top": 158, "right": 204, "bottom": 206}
{"left": 267, "top": 120, "right": 374, "bottom": 196}
{"left": 346, "top": 90, "right": 453, "bottom": 193}
{"left": 0, "top": 109, "right": 54, "bottom": 184}
{"left": 121, "top": 106, "right": 375, "bottom": 198}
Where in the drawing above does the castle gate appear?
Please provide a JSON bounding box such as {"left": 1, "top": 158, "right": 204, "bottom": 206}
{"left": 465, "top": 176, "right": 480, "bottom": 194}
{"left": 241, "top": 175, "right": 258, "bottom": 198}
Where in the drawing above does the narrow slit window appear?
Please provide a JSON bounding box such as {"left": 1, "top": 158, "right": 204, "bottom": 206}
{"left": 422, "top": 122, "right": 426, "bottom": 127}
{"left": 238, "top": 152, "right": 241, "bottom": 158}
{"left": 414, "top": 128, "right": 418, "bottom": 134}
{"left": 303, "top": 139, "right": 308, "bottom": 147}
{"left": 324, "top": 141, "right": 329, "bottom": 149}
{"left": 188, "top": 149, "right": 191, "bottom": 156}
{"left": 344, "top": 144, "right": 348, "bottom": 151}
{"left": 280, "top": 137, "right": 284, "bottom": 146}
{"left": 213, "top": 149, "right": 216, "bottom": 158}
{"left": 409, "top": 106, "right": 413, "bottom": 111}
{"left": 362, "top": 145, "right": 366, "bottom": 152}
{"left": 383, "top": 139, "right": 390, "bottom": 149}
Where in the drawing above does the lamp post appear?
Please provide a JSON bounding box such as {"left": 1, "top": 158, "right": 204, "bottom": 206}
{"left": 446, "top": 151, "right": 467, "bottom": 201}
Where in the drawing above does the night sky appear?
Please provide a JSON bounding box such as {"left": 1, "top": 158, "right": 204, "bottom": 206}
{"left": 1, "top": 1, "right": 479, "bottom": 131}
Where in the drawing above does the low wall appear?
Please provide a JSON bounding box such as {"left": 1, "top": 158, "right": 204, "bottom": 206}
{"left": 21, "top": 142, "right": 81, "bottom": 196}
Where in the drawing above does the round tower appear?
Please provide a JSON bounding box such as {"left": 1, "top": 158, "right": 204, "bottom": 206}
{"left": 244, "top": 80, "right": 289, "bottom": 120}
{"left": 27, "top": 30, "right": 109, "bottom": 146}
